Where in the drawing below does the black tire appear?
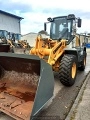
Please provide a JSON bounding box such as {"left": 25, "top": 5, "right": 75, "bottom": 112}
{"left": 10, "top": 47, "right": 14, "bottom": 53}
{"left": 0, "top": 65, "right": 5, "bottom": 78}
{"left": 59, "top": 54, "right": 77, "bottom": 86}
{"left": 78, "top": 51, "right": 86, "bottom": 71}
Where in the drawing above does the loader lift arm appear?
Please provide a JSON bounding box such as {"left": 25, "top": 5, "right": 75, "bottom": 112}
{"left": 30, "top": 35, "right": 66, "bottom": 70}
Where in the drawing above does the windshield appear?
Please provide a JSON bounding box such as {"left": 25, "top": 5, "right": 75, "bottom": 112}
{"left": 15, "top": 34, "right": 21, "bottom": 40}
{"left": 0, "top": 30, "right": 8, "bottom": 39}
{"left": 9, "top": 33, "right": 21, "bottom": 40}
{"left": 50, "top": 17, "right": 72, "bottom": 40}
{"left": 0, "top": 31, "right": 4, "bottom": 38}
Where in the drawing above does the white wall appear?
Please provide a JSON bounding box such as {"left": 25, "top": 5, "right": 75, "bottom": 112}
{"left": 0, "top": 13, "right": 20, "bottom": 34}
{"left": 21, "top": 33, "right": 50, "bottom": 47}
{"left": 21, "top": 33, "right": 38, "bottom": 47}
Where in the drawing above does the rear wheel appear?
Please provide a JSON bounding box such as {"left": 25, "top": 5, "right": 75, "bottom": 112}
{"left": 59, "top": 54, "right": 77, "bottom": 86}
{"left": 78, "top": 51, "right": 86, "bottom": 71}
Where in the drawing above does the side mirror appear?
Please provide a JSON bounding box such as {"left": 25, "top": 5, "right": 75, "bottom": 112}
{"left": 78, "top": 18, "right": 82, "bottom": 27}
{"left": 47, "top": 17, "right": 53, "bottom": 22}
{"left": 44, "top": 23, "right": 46, "bottom": 31}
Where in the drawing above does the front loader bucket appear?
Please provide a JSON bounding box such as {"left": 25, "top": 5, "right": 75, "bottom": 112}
{"left": 0, "top": 44, "right": 10, "bottom": 52}
{"left": 0, "top": 53, "right": 54, "bottom": 120}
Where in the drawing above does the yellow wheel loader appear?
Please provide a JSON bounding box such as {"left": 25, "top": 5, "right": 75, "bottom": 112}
{"left": 0, "top": 30, "right": 14, "bottom": 52}
{"left": 30, "top": 14, "right": 87, "bottom": 86}
{"left": 8, "top": 33, "right": 30, "bottom": 51}
{"left": 0, "top": 14, "right": 86, "bottom": 120}
{"left": 18, "top": 40, "right": 30, "bottom": 49}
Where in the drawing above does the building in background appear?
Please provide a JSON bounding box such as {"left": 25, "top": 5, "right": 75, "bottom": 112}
{"left": 21, "top": 32, "right": 38, "bottom": 47}
{"left": 21, "top": 30, "right": 50, "bottom": 47}
{"left": 0, "top": 10, "right": 23, "bottom": 34}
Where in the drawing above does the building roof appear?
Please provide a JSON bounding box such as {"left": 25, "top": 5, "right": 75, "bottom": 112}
{"left": 0, "top": 10, "right": 23, "bottom": 20}
{"left": 22, "top": 32, "right": 37, "bottom": 36}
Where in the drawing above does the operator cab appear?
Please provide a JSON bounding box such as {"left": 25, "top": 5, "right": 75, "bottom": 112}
{"left": 15, "top": 33, "right": 21, "bottom": 41}
{"left": 44, "top": 14, "right": 81, "bottom": 44}
{"left": 0, "top": 30, "right": 8, "bottom": 43}
{"left": 50, "top": 16, "right": 71, "bottom": 40}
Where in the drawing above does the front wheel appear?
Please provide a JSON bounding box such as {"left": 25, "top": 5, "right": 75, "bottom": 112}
{"left": 59, "top": 54, "right": 77, "bottom": 86}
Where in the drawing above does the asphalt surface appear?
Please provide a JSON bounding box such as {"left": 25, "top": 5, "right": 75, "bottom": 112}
{"left": 73, "top": 73, "right": 90, "bottom": 120}
{"left": 65, "top": 68, "right": 90, "bottom": 120}
{"left": 0, "top": 49, "right": 90, "bottom": 120}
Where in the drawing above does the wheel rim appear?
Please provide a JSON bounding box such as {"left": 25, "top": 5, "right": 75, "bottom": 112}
{"left": 72, "top": 62, "right": 76, "bottom": 79}
{"left": 84, "top": 57, "right": 86, "bottom": 66}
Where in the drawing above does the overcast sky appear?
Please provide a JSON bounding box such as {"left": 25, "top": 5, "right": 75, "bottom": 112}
{"left": 0, "top": 0, "right": 90, "bottom": 35}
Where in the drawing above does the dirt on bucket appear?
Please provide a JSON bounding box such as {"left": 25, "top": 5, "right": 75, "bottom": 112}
{"left": 0, "top": 70, "right": 39, "bottom": 120}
